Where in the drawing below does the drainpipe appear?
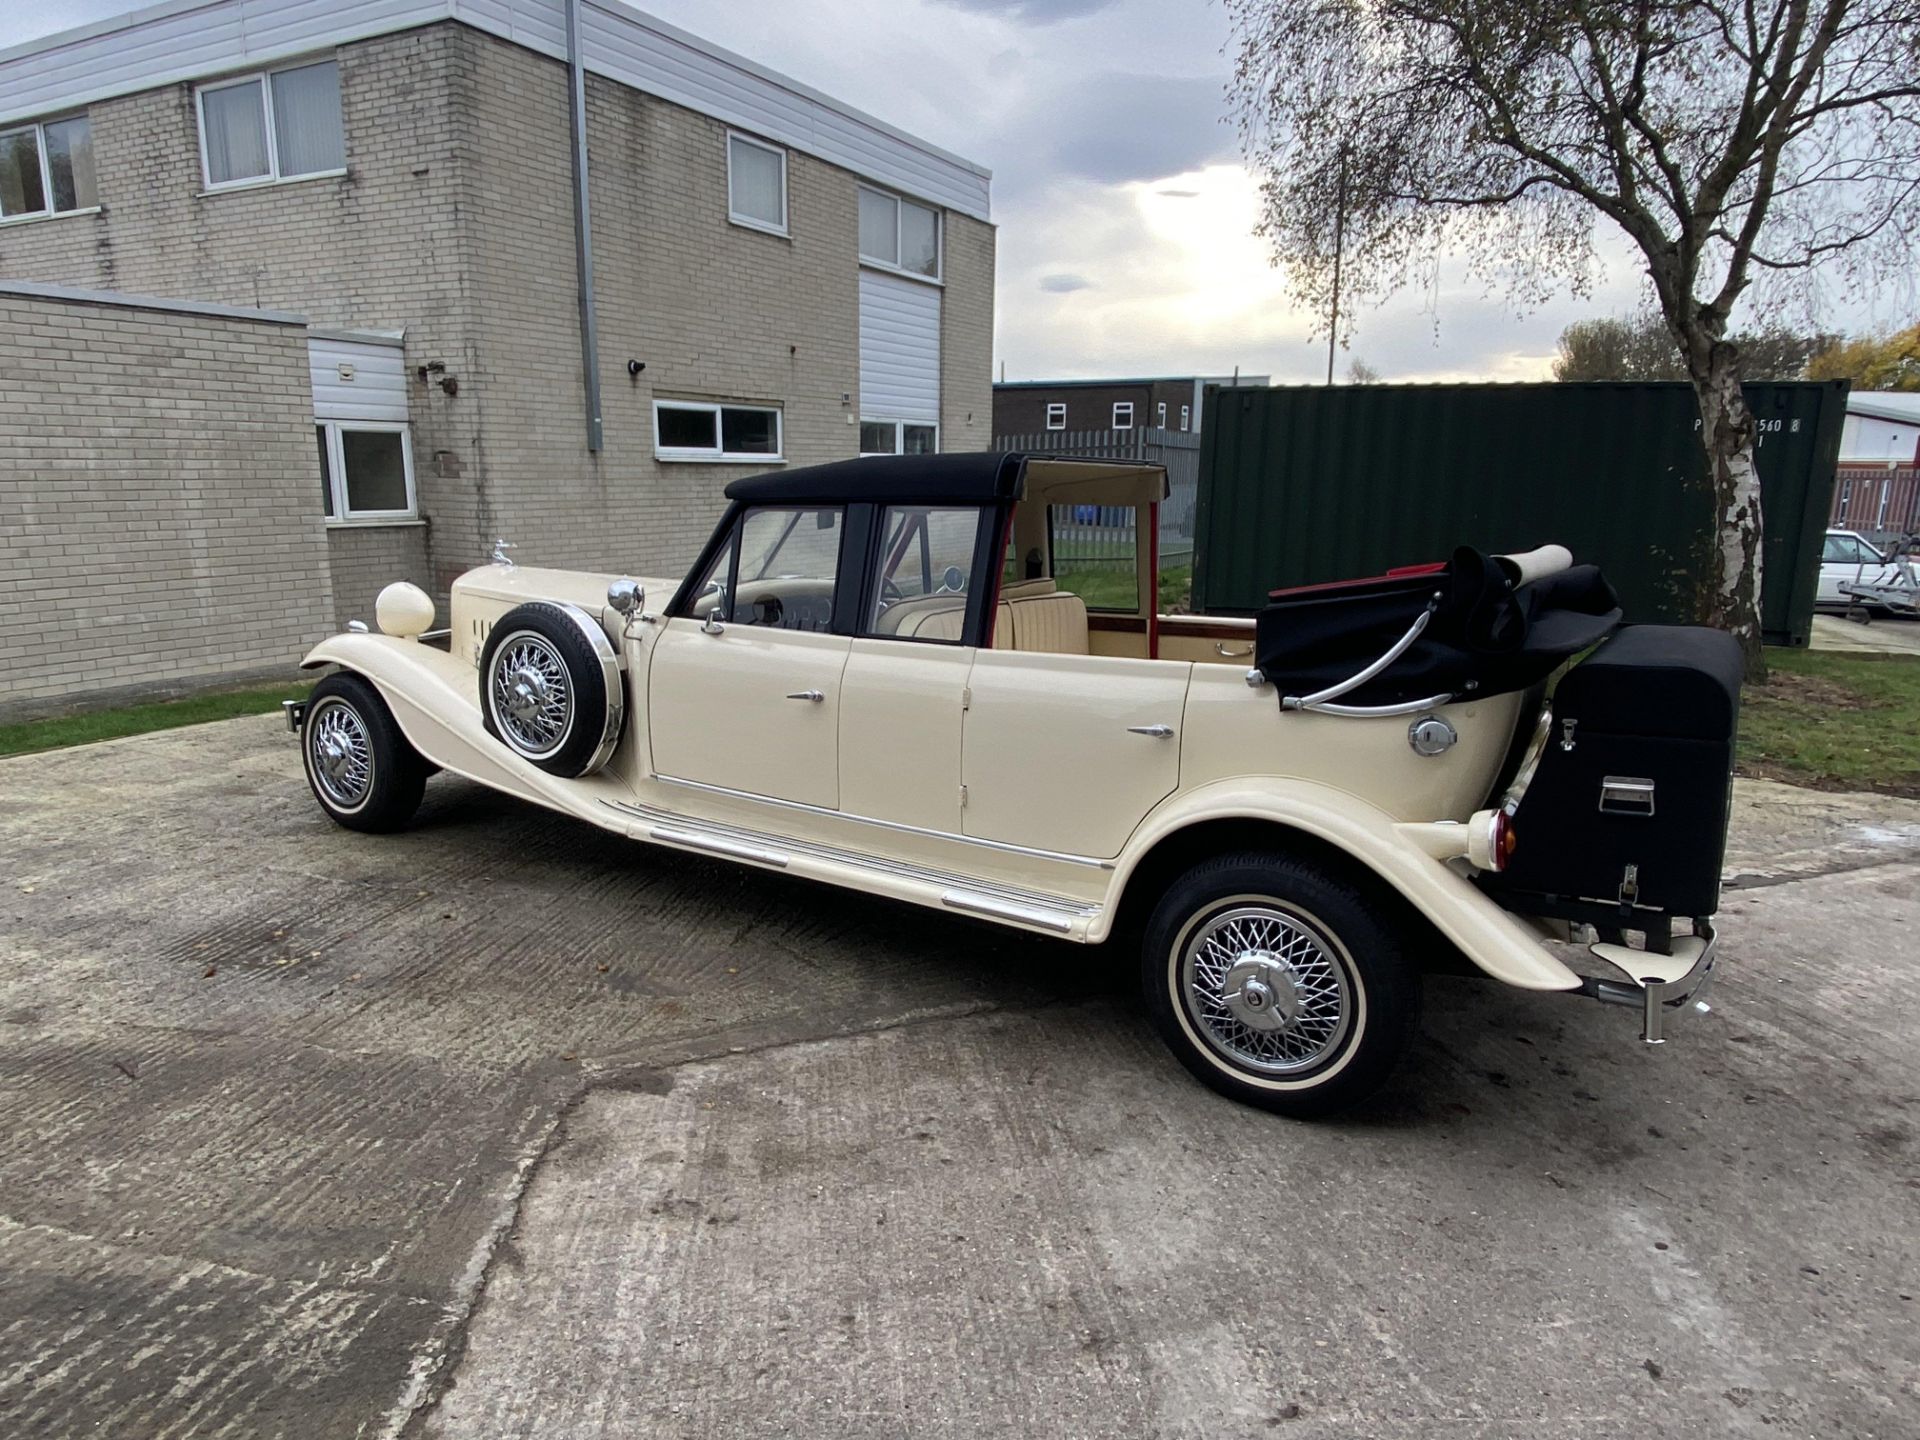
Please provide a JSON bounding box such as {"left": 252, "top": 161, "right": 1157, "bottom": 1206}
{"left": 567, "top": 0, "right": 604, "bottom": 452}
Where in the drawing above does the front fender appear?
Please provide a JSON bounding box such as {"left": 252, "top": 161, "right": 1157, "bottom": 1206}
{"left": 1102, "top": 777, "right": 1580, "bottom": 992}
{"left": 301, "top": 634, "right": 631, "bottom": 824}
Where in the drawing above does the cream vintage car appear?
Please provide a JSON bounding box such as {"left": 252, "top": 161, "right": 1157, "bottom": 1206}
{"left": 289, "top": 452, "right": 1738, "bottom": 1116}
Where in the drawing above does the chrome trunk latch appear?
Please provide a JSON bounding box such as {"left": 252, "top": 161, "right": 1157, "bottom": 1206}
{"left": 1617, "top": 863, "right": 1640, "bottom": 908}
{"left": 1599, "top": 776, "right": 1656, "bottom": 817}
{"left": 1560, "top": 717, "right": 1579, "bottom": 751}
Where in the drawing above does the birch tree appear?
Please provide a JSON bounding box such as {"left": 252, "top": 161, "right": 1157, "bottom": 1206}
{"left": 1227, "top": 0, "right": 1920, "bottom": 667}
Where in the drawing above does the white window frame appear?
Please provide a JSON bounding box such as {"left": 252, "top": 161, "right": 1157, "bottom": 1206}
{"left": 1156, "top": 402, "right": 1167, "bottom": 428}
{"left": 0, "top": 115, "right": 96, "bottom": 224}
{"left": 857, "top": 183, "right": 942, "bottom": 283}
{"left": 1112, "top": 402, "right": 1134, "bottom": 430}
{"left": 1045, "top": 403, "right": 1066, "bottom": 431}
{"left": 319, "top": 420, "right": 417, "bottom": 524}
{"left": 859, "top": 419, "right": 939, "bottom": 457}
{"left": 1179, "top": 404, "right": 1191, "bottom": 431}
{"left": 653, "top": 399, "right": 785, "bottom": 463}
{"left": 726, "top": 130, "right": 789, "bottom": 237}
{"left": 196, "top": 60, "right": 346, "bottom": 192}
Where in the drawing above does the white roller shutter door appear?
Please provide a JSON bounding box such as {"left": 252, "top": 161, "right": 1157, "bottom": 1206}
{"left": 859, "top": 271, "right": 940, "bottom": 424}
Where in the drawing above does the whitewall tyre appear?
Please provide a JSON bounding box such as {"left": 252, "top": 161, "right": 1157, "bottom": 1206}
{"left": 478, "top": 602, "right": 623, "bottom": 779}
{"left": 301, "top": 673, "right": 428, "bottom": 834}
{"left": 1141, "top": 852, "right": 1420, "bottom": 1118}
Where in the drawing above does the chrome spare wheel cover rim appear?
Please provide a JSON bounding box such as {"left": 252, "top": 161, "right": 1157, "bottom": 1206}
{"left": 1182, "top": 903, "right": 1352, "bottom": 1075}
{"left": 491, "top": 632, "right": 573, "bottom": 757}
{"left": 309, "top": 699, "right": 374, "bottom": 810}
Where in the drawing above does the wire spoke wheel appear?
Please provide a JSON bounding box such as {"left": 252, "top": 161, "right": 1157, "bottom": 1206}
{"left": 1180, "top": 903, "right": 1353, "bottom": 1076}
{"left": 307, "top": 697, "right": 375, "bottom": 811}
{"left": 490, "top": 632, "right": 574, "bottom": 758}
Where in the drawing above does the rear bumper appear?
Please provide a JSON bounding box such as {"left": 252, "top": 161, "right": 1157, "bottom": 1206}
{"left": 1579, "top": 926, "right": 1716, "bottom": 1044}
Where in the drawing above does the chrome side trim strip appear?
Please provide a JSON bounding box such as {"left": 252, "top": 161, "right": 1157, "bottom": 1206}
{"left": 647, "top": 774, "right": 1115, "bottom": 870}
{"left": 605, "top": 798, "right": 1101, "bottom": 921}
{"left": 649, "top": 825, "right": 789, "bottom": 869}
{"left": 941, "top": 890, "right": 1075, "bottom": 934}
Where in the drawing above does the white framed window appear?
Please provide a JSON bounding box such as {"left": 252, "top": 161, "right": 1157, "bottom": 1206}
{"left": 197, "top": 59, "right": 344, "bottom": 190}
{"left": 1112, "top": 401, "right": 1134, "bottom": 430}
{"left": 1155, "top": 402, "right": 1167, "bottom": 428}
{"left": 0, "top": 115, "right": 96, "bottom": 221}
{"left": 859, "top": 419, "right": 938, "bottom": 456}
{"left": 1045, "top": 402, "right": 1066, "bottom": 430}
{"left": 655, "top": 399, "right": 784, "bottom": 461}
{"left": 318, "top": 421, "right": 416, "bottom": 522}
{"left": 858, "top": 184, "right": 940, "bottom": 280}
{"left": 1179, "top": 404, "right": 1190, "bottom": 431}
{"left": 727, "top": 131, "right": 787, "bottom": 235}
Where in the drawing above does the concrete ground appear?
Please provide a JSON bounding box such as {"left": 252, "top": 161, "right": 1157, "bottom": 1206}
{"left": 3, "top": 716, "right": 1919, "bottom": 1438}
{"left": 1810, "top": 610, "right": 1920, "bottom": 655}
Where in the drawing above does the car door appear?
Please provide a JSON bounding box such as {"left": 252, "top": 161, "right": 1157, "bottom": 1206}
{"left": 647, "top": 505, "right": 850, "bottom": 810}
{"left": 835, "top": 504, "right": 992, "bottom": 834}
{"left": 961, "top": 651, "right": 1191, "bottom": 859}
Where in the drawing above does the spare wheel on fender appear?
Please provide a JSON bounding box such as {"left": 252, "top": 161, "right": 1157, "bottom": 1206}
{"left": 479, "top": 601, "right": 624, "bottom": 777}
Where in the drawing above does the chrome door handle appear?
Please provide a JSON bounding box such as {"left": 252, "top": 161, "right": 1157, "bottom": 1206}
{"left": 1127, "top": 724, "right": 1175, "bottom": 739}
{"left": 1214, "top": 642, "right": 1253, "bottom": 658}
{"left": 786, "top": 689, "right": 825, "bottom": 703}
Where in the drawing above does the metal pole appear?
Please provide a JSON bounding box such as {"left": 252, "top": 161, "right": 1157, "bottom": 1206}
{"left": 567, "top": 0, "right": 604, "bottom": 452}
{"left": 1327, "top": 145, "right": 1347, "bottom": 385}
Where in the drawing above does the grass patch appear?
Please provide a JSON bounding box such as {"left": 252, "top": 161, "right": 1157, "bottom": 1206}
{"left": 1738, "top": 648, "right": 1920, "bottom": 797}
{"left": 1054, "top": 563, "right": 1194, "bottom": 614}
{"left": 0, "top": 680, "right": 312, "bottom": 759}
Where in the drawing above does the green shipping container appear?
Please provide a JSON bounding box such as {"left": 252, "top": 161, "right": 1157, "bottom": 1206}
{"left": 1191, "top": 381, "right": 1847, "bottom": 646}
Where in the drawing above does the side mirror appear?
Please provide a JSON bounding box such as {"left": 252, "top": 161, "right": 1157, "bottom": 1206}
{"left": 940, "top": 564, "right": 966, "bottom": 593}
{"left": 702, "top": 590, "right": 729, "bottom": 635}
{"left": 607, "top": 578, "right": 644, "bottom": 617}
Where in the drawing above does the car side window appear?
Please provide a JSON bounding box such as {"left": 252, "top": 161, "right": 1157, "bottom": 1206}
{"left": 728, "top": 506, "right": 843, "bottom": 631}
{"left": 1824, "top": 535, "right": 1856, "bottom": 564}
{"left": 865, "top": 506, "right": 983, "bottom": 641}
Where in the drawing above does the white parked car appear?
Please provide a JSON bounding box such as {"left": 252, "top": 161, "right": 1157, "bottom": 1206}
{"left": 1818, "top": 528, "right": 1900, "bottom": 607}
{"left": 289, "top": 453, "right": 1736, "bottom": 1117}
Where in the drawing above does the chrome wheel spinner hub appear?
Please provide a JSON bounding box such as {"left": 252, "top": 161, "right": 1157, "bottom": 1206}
{"left": 505, "top": 665, "right": 550, "bottom": 723}
{"left": 1220, "top": 953, "right": 1303, "bottom": 1033}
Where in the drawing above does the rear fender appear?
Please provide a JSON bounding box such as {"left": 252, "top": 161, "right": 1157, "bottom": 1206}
{"left": 1104, "top": 778, "right": 1580, "bottom": 992}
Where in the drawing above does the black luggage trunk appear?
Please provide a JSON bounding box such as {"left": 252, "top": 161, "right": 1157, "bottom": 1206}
{"left": 1479, "top": 625, "right": 1743, "bottom": 929}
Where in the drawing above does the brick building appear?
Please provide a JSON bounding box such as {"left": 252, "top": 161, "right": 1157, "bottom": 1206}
{"left": 992, "top": 375, "right": 1266, "bottom": 439}
{"left": 0, "top": 0, "right": 993, "bottom": 709}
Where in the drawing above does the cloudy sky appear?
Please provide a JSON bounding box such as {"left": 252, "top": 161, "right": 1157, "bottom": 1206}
{"left": 4, "top": 0, "right": 1892, "bottom": 382}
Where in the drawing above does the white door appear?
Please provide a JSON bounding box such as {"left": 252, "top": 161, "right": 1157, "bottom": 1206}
{"left": 647, "top": 621, "right": 850, "bottom": 809}
{"left": 646, "top": 504, "right": 851, "bottom": 810}
{"left": 961, "top": 652, "right": 1191, "bottom": 859}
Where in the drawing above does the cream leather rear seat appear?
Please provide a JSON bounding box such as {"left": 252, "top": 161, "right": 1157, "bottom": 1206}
{"left": 993, "top": 578, "right": 1089, "bottom": 655}
{"left": 876, "top": 579, "right": 1089, "bottom": 654}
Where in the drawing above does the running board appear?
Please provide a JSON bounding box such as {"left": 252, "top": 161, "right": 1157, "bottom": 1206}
{"left": 604, "top": 799, "right": 1101, "bottom": 939}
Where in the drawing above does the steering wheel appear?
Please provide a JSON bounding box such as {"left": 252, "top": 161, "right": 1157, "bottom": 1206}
{"left": 878, "top": 577, "right": 905, "bottom": 609}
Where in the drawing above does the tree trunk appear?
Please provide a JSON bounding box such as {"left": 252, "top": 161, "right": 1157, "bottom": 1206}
{"left": 1690, "top": 351, "right": 1767, "bottom": 679}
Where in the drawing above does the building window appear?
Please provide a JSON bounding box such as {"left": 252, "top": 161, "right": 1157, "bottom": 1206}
{"left": 860, "top": 420, "right": 938, "bottom": 456}
{"left": 1179, "top": 404, "right": 1190, "bottom": 431}
{"left": 858, "top": 184, "right": 940, "bottom": 279}
{"left": 655, "top": 400, "right": 784, "bottom": 461}
{"left": 727, "top": 132, "right": 787, "bottom": 234}
{"left": 1156, "top": 402, "right": 1167, "bottom": 429}
{"left": 1113, "top": 402, "right": 1134, "bottom": 430}
{"left": 0, "top": 115, "right": 96, "bottom": 220}
{"left": 198, "top": 59, "right": 345, "bottom": 189}
{"left": 1045, "top": 403, "right": 1066, "bottom": 430}
{"left": 318, "top": 422, "right": 415, "bottom": 521}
